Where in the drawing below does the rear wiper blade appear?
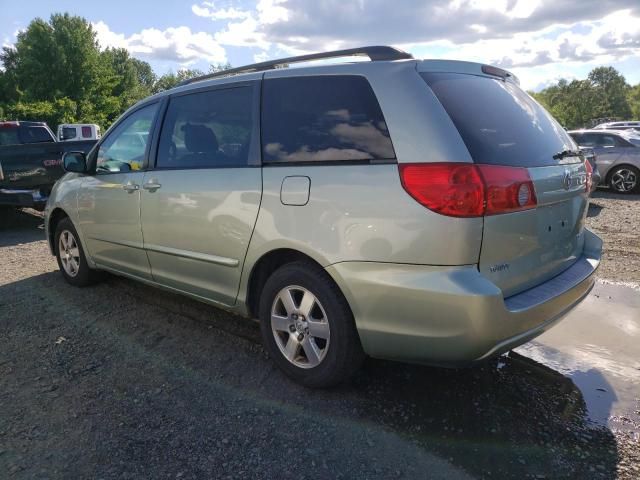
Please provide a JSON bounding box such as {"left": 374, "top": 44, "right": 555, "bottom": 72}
{"left": 553, "top": 149, "right": 582, "bottom": 160}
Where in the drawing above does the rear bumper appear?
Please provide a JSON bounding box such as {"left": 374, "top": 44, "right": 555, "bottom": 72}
{"left": 326, "top": 229, "right": 602, "bottom": 365}
{"left": 0, "top": 188, "right": 48, "bottom": 208}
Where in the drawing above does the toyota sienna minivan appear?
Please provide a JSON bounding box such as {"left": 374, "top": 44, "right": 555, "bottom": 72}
{"left": 45, "top": 46, "right": 601, "bottom": 387}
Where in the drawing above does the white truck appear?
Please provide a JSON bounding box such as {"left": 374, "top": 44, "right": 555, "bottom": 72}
{"left": 57, "top": 124, "right": 101, "bottom": 142}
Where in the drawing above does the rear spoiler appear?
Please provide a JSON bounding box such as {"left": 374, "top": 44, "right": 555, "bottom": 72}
{"left": 481, "top": 65, "right": 519, "bottom": 85}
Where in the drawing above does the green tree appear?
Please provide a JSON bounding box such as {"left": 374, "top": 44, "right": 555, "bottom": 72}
{"left": 587, "top": 66, "right": 632, "bottom": 120}
{"left": 3, "top": 14, "right": 106, "bottom": 103}
{"left": 532, "top": 66, "right": 636, "bottom": 128}
{"left": 153, "top": 68, "right": 204, "bottom": 93}
{"left": 627, "top": 84, "right": 640, "bottom": 119}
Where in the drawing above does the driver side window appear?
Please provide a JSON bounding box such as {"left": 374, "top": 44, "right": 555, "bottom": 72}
{"left": 96, "top": 103, "right": 159, "bottom": 174}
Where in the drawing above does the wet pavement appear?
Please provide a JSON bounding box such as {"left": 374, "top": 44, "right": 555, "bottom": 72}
{"left": 517, "top": 281, "right": 640, "bottom": 436}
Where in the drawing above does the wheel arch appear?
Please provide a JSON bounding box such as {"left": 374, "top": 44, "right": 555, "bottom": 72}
{"left": 244, "top": 248, "right": 350, "bottom": 320}
{"left": 47, "top": 207, "right": 71, "bottom": 254}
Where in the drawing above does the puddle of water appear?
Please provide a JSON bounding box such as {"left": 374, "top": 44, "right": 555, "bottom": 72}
{"left": 514, "top": 281, "right": 640, "bottom": 433}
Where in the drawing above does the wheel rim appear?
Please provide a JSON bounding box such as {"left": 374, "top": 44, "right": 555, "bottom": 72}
{"left": 271, "top": 285, "right": 330, "bottom": 369}
{"left": 58, "top": 230, "right": 81, "bottom": 277}
{"left": 611, "top": 169, "right": 637, "bottom": 192}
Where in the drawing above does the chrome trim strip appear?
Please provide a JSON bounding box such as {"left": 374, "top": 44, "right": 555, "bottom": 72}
{"left": 0, "top": 159, "right": 4, "bottom": 181}
{"left": 87, "top": 236, "right": 144, "bottom": 250}
{"left": 144, "top": 243, "right": 239, "bottom": 267}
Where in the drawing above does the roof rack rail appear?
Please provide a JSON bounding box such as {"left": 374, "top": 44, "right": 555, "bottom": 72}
{"left": 177, "top": 46, "right": 414, "bottom": 87}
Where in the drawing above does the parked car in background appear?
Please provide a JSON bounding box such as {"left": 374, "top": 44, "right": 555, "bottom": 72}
{"left": 45, "top": 46, "right": 600, "bottom": 387}
{"left": 57, "top": 123, "right": 101, "bottom": 142}
{"left": 569, "top": 129, "right": 640, "bottom": 193}
{"left": 0, "top": 120, "right": 96, "bottom": 209}
{"left": 593, "top": 121, "right": 640, "bottom": 132}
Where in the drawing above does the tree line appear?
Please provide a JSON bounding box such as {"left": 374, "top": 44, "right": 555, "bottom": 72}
{"left": 0, "top": 13, "right": 228, "bottom": 131}
{"left": 1, "top": 13, "right": 639, "bottom": 133}
{"left": 530, "top": 67, "right": 640, "bottom": 129}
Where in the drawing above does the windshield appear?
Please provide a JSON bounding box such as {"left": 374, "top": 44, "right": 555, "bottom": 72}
{"left": 421, "top": 72, "right": 578, "bottom": 166}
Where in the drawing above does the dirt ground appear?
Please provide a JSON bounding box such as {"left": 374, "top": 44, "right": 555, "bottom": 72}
{"left": 0, "top": 190, "right": 639, "bottom": 479}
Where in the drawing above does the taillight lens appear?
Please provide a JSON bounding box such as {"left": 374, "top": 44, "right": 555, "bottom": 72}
{"left": 398, "top": 163, "right": 537, "bottom": 218}
{"left": 398, "top": 163, "right": 485, "bottom": 217}
{"left": 477, "top": 165, "right": 537, "bottom": 215}
{"left": 584, "top": 159, "right": 593, "bottom": 193}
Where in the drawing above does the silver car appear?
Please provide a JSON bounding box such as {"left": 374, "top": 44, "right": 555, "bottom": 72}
{"left": 569, "top": 129, "right": 640, "bottom": 193}
{"left": 45, "top": 47, "right": 601, "bottom": 387}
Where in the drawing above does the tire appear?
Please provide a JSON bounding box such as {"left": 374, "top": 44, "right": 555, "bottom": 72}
{"left": 54, "top": 217, "right": 103, "bottom": 287}
{"left": 259, "top": 261, "right": 365, "bottom": 388}
{"left": 608, "top": 165, "right": 639, "bottom": 194}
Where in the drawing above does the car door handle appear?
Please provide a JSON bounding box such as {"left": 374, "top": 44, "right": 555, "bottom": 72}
{"left": 143, "top": 181, "right": 162, "bottom": 192}
{"left": 122, "top": 182, "right": 139, "bottom": 193}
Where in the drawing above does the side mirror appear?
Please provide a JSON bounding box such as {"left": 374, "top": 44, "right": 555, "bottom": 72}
{"left": 62, "top": 151, "right": 88, "bottom": 173}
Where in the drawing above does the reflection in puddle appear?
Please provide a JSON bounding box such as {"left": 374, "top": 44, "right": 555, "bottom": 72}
{"left": 516, "top": 341, "right": 640, "bottom": 432}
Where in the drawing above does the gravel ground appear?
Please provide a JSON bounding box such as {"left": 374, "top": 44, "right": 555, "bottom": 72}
{"left": 587, "top": 189, "right": 640, "bottom": 286}
{"left": 1, "top": 198, "right": 639, "bottom": 479}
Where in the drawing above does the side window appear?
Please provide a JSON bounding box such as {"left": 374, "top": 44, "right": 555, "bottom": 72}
{"left": 261, "top": 75, "right": 395, "bottom": 163}
{"left": 96, "top": 103, "right": 158, "bottom": 174}
{"left": 81, "top": 126, "right": 92, "bottom": 138}
{"left": 576, "top": 134, "right": 596, "bottom": 147}
{"left": 156, "top": 86, "right": 253, "bottom": 169}
{"left": 20, "top": 127, "right": 53, "bottom": 144}
{"left": 62, "top": 127, "right": 77, "bottom": 140}
{"left": 597, "top": 135, "right": 616, "bottom": 147}
{"left": 614, "top": 136, "right": 632, "bottom": 147}
{"left": 0, "top": 128, "right": 20, "bottom": 146}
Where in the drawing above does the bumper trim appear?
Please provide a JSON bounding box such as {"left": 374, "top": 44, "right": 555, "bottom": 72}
{"left": 504, "top": 255, "right": 598, "bottom": 312}
{"left": 0, "top": 188, "right": 48, "bottom": 207}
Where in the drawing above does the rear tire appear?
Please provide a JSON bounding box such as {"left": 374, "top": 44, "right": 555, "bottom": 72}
{"left": 54, "top": 217, "right": 103, "bottom": 287}
{"left": 259, "top": 261, "right": 364, "bottom": 388}
{"left": 608, "top": 165, "right": 639, "bottom": 194}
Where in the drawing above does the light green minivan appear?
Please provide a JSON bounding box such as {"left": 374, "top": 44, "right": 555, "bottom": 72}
{"left": 45, "top": 47, "right": 601, "bottom": 387}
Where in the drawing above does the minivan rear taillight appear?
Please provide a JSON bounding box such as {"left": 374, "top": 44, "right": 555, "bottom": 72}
{"left": 399, "top": 163, "right": 537, "bottom": 218}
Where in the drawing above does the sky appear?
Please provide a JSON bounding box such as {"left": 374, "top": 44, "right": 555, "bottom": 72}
{"left": 1, "top": 0, "right": 639, "bottom": 91}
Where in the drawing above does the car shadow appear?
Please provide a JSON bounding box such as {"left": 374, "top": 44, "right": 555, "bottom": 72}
{"left": 0, "top": 270, "right": 620, "bottom": 480}
{"left": 0, "top": 208, "right": 45, "bottom": 247}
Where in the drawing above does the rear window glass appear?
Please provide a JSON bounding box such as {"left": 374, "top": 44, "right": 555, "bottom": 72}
{"left": 19, "top": 126, "right": 53, "bottom": 144}
{"left": 421, "top": 72, "right": 577, "bottom": 167}
{"left": 261, "top": 75, "right": 395, "bottom": 163}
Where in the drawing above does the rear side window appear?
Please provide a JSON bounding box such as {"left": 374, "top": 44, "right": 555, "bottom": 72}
{"left": 62, "top": 127, "right": 77, "bottom": 140}
{"left": 19, "top": 126, "right": 53, "bottom": 144}
{"left": 0, "top": 127, "right": 20, "bottom": 146}
{"left": 421, "top": 72, "right": 576, "bottom": 167}
{"left": 156, "top": 86, "right": 253, "bottom": 169}
{"left": 261, "top": 75, "right": 395, "bottom": 163}
{"left": 81, "top": 126, "right": 92, "bottom": 138}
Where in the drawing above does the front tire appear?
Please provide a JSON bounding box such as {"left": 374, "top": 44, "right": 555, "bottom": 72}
{"left": 54, "top": 217, "right": 103, "bottom": 287}
{"left": 609, "top": 165, "right": 639, "bottom": 194}
{"left": 259, "top": 261, "right": 364, "bottom": 388}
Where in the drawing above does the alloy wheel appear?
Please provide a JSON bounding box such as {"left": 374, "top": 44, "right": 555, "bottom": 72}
{"left": 270, "top": 285, "right": 330, "bottom": 369}
{"left": 58, "top": 230, "right": 81, "bottom": 277}
{"left": 611, "top": 168, "right": 637, "bottom": 193}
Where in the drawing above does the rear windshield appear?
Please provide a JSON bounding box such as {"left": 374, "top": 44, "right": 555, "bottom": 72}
{"left": 421, "top": 72, "right": 578, "bottom": 167}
